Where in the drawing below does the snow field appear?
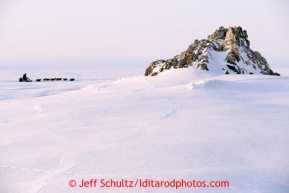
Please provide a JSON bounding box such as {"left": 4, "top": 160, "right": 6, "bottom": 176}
{"left": 1, "top": 65, "right": 289, "bottom": 192}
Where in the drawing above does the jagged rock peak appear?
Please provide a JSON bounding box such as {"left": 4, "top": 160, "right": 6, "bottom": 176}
{"left": 145, "top": 26, "right": 280, "bottom": 76}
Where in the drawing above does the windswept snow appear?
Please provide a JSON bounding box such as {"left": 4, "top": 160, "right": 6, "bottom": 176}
{"left": 1, "top": 65, "right": 289, "bottom": 193}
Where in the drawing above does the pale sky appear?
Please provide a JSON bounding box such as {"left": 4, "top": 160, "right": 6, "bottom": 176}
{"left": 0, "top": 0, "right": 288, "bottom": 64}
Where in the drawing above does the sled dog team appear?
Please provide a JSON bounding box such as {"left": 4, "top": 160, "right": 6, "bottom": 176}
{"left": 19, "top": 73, "right": 75, "bottom": 82}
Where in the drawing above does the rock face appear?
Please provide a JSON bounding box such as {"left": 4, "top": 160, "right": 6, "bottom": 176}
{"left": 144, "top": 26, "right": 280, "bottom": 76}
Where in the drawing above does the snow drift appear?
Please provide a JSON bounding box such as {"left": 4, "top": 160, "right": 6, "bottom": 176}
{"left": 1, "top": 65, "right": 289, "bottom": 192}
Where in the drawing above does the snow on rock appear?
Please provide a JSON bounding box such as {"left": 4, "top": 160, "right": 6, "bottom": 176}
{"left": 145, "top": 26, "right": 280, "bottom": 76}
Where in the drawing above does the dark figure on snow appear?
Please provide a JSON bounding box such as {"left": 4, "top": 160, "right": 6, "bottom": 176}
{"left": 23, "top": 73, "right": 27, "bottom": 81}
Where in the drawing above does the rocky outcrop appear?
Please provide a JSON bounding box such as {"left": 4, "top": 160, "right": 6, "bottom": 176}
{"left": 145, "top": 26, "right": 280, "bottom": 76}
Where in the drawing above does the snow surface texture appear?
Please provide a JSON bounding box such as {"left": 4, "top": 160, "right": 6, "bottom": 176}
{"left": 1, "top": 65, "right": 289, "bottom": 193}
{"left": 145, "top": 26, "right": 280, "bottom": 77}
